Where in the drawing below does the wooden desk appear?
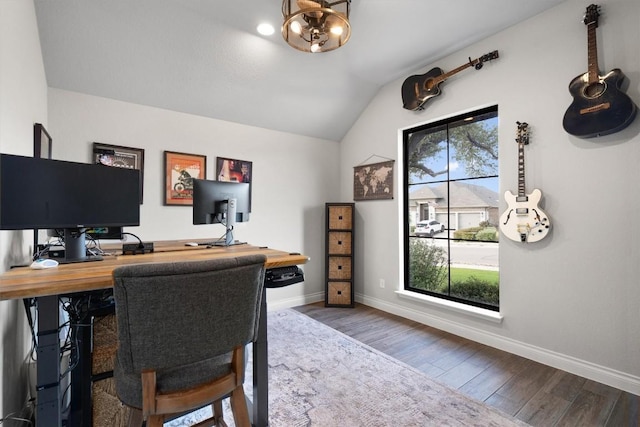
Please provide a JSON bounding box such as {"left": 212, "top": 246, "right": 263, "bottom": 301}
{"left": 0, "top": 242, "right": 308, "bottom": 426}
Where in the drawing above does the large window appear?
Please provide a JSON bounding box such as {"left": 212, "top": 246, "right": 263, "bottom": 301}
{"left": 403, "top": 106, "right": 499, "bottom": 311}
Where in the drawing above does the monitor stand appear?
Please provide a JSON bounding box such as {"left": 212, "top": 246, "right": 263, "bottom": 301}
{"left": 59, "top": 228, "right": 103, "bottom": 263}
{"left": 210, "top": 198, "right": 245, "bottom": 247}
{"left": 211, "top": 241, "right": 246, "bottom": 247}
{"left": 210, "top": 226, "right": 245, "bottom": 247}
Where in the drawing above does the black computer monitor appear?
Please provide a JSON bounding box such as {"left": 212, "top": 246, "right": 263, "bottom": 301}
{"left": 192, "top": 179, "right": 250, "bottom": 246}
{"left": 0, "top": 153, "right": 140, "bottom": 262}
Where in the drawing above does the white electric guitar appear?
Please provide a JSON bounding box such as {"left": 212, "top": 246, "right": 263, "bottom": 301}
{"left": 499, "top": 122, "right": 551, "bottom": 243}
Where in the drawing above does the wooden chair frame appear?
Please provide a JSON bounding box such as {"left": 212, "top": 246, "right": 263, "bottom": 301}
{"left": 141, "top": 346, "right": 250, "bottom": 427}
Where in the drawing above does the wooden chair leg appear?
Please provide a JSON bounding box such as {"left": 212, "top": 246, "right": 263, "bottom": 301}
{"left": 127, "top": 407, "right": 144, "bottom": 426}
{"left": 146, "top": 415, "right": 163, "bottom": 427}
{"left": 212, "top": 399, "right": 225, "bottom": 426}
{"left": 229, "top": 386, "right": 251, "bottom": 427}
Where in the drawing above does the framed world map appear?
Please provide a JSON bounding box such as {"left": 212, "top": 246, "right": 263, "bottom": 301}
{"left": 353, "top": 160, "right": 394, "bottom": 201}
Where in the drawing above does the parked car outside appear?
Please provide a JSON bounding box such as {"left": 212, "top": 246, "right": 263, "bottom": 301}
{"left": 415, "top": 220, "right": 445, "bottom": 237}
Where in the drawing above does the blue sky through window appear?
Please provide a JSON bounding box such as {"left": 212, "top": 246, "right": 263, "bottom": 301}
{"left": 409, "top": 117, "right": 498, "bottom": 192}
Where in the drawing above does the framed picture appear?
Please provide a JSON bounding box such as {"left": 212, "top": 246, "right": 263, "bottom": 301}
{"left": 216, "top": 157, "right": 252, "bottom": 183}
{"left": 353, "top": 160, "right": 395, "bottom": 201}
{"left": 93, "top": 142, "right": 145, "bottom": 203}
{"left": 164, "top": 151, "right": 207, "bottom": 205}
{"left": 34, "top": 123, "right": 52, "bottom": 159}
{"left": 33, "top": 123, "right": 53, "bottom": 253}
{"left": 216, "top": 157, "right": 253, "bottom": 210}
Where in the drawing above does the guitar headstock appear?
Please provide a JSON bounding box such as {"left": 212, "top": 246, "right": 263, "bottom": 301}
{"left": 516, "top": 121, "right": 530, "bottom": 146}
{"left": 481, "top": 51, "right": 499, "bottom": 63}
{"left": 472, "top": 50, "right": 499, "bottom": 70}
{"left": 583, "top": 4, "right": 600, "bottom": 27}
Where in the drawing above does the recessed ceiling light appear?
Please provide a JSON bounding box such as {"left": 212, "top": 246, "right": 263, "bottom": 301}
{"left": 257, "top": 23, "right": 275, "bottom": 36}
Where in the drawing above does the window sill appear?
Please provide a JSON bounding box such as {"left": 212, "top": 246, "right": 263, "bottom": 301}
{"left": 395, "top": 290, "right": 503, "bottom": 323}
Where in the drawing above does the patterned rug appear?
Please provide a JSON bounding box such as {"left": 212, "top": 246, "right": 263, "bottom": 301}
{"left": 167, "top": 309, "right": 527, "bottom": 426}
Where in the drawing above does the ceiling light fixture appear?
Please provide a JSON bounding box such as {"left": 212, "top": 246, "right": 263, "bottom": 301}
{"left": 282, "top": 0, "right": 351, "bottom": 53}
{"left": 257, "top": 23, "right": 275, "bottom": 36}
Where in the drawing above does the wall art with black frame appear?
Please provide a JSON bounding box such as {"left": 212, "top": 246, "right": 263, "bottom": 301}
{"left": 34, "top": 123, "right": 52, "bottom": 159}
{"left": 216, "top": 156, "right": 253, "bottom": 210}
{"left": 93, "top": 142, "right": 145, "bottom": 204}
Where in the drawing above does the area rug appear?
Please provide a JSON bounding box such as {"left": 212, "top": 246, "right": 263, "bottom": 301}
{"left": 166, "top": 309, "right": 527, "bottom": 426}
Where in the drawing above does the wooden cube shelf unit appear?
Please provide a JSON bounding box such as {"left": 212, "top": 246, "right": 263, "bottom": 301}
{"left": 325, "top": 203, "right": 355, "bottom": 307}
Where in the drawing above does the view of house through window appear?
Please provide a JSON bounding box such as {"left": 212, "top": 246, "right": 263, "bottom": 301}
{"left": 403, "top": 106, "right": 499, "bottom": 310}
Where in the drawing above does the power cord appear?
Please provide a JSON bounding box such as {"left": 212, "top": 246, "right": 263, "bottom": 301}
{"left": 122, "top": 232, "right": 144, "bottom": 247}
{"left": 33, "top": 230, "right": 117, "bottom": 260}
{"left": 0, "top": 406, "right": 34, "bottom": 426}
{"left": 0, "top": 392, "right": 35, "bottom": 425}
{"left": 32, "top": 237, "right": 64, "bottom": 261}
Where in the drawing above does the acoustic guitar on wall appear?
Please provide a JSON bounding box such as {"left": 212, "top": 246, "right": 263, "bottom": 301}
{"left": 499, "top": 122, "right": 551, "bottom": 243}
{"left": 401, "top": 50, "right": 499, "bottom": 111}
{"left": 562, "top": 4, "right": 637, "bottom": 138}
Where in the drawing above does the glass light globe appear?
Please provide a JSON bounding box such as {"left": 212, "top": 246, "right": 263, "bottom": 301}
{"left": 290, "top": 20, "right": 302, "bottom": 34}
{"left": 330, "top": 26, "right": 343, "bottom": 36}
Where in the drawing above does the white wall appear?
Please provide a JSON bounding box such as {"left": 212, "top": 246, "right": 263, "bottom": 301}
{"left": 0, "top": 0, "right": 48, "bottom": 419}
{"left": 3, "top": 0, "right": 639, "bottom": 417}
{"left": 341, "top": 0, "right": 640, "bottom": 394}
{"left": 47, "top": 88, "right": 339, "bottom": 308}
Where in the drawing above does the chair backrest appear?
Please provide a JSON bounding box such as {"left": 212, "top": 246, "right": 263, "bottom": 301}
{"left": 112, "top": 255, "right": 266, "bottom": 374}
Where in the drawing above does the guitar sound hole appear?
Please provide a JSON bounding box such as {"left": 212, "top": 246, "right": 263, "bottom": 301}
{"left": 424, "top": 79, "right": 434, "bottom": 91}
{"left": 583, "top": 82, "right": 606, "bottom": 98}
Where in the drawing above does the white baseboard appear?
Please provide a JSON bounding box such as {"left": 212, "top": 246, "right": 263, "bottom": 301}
{"left": 356, "top": 293, "right": 640, "bottom": 396}
{"left": 267, "top": 291, "right": 324, "bottom": 312}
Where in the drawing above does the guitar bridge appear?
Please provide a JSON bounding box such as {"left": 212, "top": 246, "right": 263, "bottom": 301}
{"left": 517, "top": 223, "right": 531, "bottom": 242}
{"left": 579, "top": 102, "right": 610, "bottom": 115}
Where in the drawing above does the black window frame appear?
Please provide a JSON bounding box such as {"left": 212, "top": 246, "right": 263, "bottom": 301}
{"left": 403, "top": 105, "right": 499, "bottom": 311}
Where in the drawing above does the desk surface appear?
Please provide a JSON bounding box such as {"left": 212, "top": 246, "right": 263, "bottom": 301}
{"left": 0, "top": 240, "right": 309, "bottom": 300}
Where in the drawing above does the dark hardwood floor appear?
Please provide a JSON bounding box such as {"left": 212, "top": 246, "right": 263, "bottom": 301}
{"left": 294, "top": 302, "right": 639, "bottom": 426}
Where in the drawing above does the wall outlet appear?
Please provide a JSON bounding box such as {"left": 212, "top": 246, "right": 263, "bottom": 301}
{"left": 379, "top": 278, "right": 385, "bottom": 288}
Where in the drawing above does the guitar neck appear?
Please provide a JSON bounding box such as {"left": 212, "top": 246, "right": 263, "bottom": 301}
{"left": 517, "top": 143, "right": 526, "bottom": 198}
{"left": 587, "top": 21, "right": 599, "bottom": 84}
{"left": 433, "top": 61, "right": 475, "bottom": 85}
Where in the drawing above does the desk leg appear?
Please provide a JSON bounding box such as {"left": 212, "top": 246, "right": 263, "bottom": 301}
{"left": 68, "top": 296, "right": 93, "bottom": 427}
{"left": 35, "top": 295, "right": 62, "bottom": 426}
{"left": 252, "top": 288, "right": 269, "bottom": 427}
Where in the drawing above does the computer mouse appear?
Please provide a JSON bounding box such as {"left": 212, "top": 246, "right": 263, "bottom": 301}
{"left": 30, "top": 258, "right": 59, "bottom": 269}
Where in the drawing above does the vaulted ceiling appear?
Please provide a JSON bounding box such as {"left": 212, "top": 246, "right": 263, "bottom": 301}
{"left": 34, "top": 0, "right": 566, "bottom": 141}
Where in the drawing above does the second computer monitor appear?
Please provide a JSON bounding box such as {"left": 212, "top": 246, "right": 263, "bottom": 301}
{"left": 192, "top": 179, "right": 250, "bottom": 225}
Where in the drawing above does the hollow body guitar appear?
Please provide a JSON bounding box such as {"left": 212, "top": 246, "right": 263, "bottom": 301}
{"left": 499, "top": 122, "right": 551, "bottom": 243}
{"left": 562, "top": 4, "right": 637, "bottom": 138}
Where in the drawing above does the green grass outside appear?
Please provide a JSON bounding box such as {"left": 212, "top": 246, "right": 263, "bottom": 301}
{"left": 450, "top": 267, "right": 499, "bottom": 285}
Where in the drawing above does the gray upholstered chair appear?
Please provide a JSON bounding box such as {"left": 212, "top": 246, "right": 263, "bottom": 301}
{"left": 112, "top": 255, "right": 266, "bottom": 427}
